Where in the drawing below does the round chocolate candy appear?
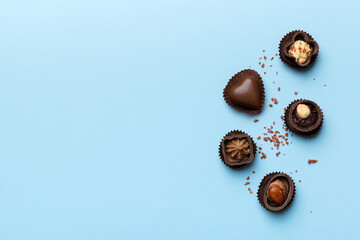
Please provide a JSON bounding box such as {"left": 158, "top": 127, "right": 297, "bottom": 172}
{"left": 284, "top": 99, "right": 323, "bottom": 136}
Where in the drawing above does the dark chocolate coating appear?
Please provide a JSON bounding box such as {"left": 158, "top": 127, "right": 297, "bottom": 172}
{"left": 257, "top": 172, "right": 295, "bottom": 212}
{"left": 279, "top": 30, "right": 319, "bottom": 70}
{"left": 223, "top": 69, "right": 265, "bottom": 114}
{"left": 284, "top": 99, "right": 323, "bottom": 135}
{"left": 219, "top": 130, "right": 256, "bottom": 169}
{"left": 228, "top": 76, "right": 261, "bottom": 110}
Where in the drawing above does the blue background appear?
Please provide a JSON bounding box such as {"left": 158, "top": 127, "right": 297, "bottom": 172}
{"left": 0, "top": 0, "right": 359, "bottom": 239}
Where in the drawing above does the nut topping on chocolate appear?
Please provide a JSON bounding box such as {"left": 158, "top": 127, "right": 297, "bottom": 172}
{"left": 266, "top": 179, "right": 289, "bottom": 206}
{"left": 288, "top": 40, "right": 313, "bottom": 64}
{"left": 225, "top": 138, "right": 250, "bottom": 160}
{"left": 268, "top": 186, "right": 284, "bottom": 206}
{"left": 296, "top": 104, "right": 311, "bottom": 119}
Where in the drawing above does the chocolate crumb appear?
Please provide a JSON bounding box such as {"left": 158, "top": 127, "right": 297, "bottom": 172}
{"left": 252, "top": 170, "right": 255, "bottom": 174}
{"left": 246, "top": 176, "right": 250, "bottom": 180}
{"left": 244, "top": 182, "right": 250, "bottom": 186}
{"left": 294, "top": 91, "right": 298, "bottom": 95}
{"left": 308, "top": 159, "right": 318, "bottom": 164}
{"left": 253, "top": 119, "right": 259, "bottom": 123}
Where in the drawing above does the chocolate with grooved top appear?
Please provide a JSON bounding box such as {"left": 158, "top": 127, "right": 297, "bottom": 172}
{"left": 223, "top": 69, "right": 265, "bottom": 114}
{"left": 219, "top": 130, "right": 257, "bottom": 169}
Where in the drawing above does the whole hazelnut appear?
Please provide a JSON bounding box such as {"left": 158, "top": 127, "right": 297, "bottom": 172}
{"left": 296, "top": 104, "right": 310, "bottom": 119}
{"left": 268, "top": 186, "right": 285, "bottom": 205}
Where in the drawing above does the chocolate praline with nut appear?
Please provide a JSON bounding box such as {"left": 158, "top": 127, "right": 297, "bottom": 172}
{"left": 257, "top": 172, "right": 295, "bottom": 212}
{"left": 223, "top": 69, "right": 265, "bottom": 114}
{"left": 219, "top": 130, "right": 256, "bottom": 169}
{"left": 279, "top": 30, "right": 319, "bottom": 69}
{"left": 284, "top": 99, "right": 323, "bottom": 136}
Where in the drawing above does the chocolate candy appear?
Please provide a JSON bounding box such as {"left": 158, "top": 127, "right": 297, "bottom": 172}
{"left": 284, "top": 99, "right": 323, "bottom": 136}
{"left": 223, "top": 69, "right": 265, "bottom": 114}
{"left": 219, "top": 130, "right": 256, "bottom": 169}
{"left": 279, "top": 30, "right": 319, "bottom": 69}
{"left": 257, "top": 172, "right": 295, "bottom": 212}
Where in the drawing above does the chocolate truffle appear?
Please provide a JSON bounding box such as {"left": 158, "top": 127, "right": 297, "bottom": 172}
{"left": 284, "top": 99, "right": 323, "bottom": 136}
{"left": 279, "top": 30, "right": 319, "bottom": 69}
{"left": 219, "top": 130, "right": 256, "bottom": 169}
{"left": 223, "top": 69, "right": 265, "bottom": 114}
{"left": 257, "top": 172, "right": 295, "bottom": 212}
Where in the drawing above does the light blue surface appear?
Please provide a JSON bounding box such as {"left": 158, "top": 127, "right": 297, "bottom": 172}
{"left": 0, "top": 0, "right": 359, "bottom": 239}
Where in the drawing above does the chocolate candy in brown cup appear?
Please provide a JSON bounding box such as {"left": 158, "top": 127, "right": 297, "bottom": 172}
{"left": 219, "top": 130, "right": 257, "bottom": 169}
{"left": 284, "top": 99, "right": 324, "bottom": 136}
{"left": 257, "top": 172, "right": 296, "bottom": 212}
{"left": 223, "top": 69, "right": 265, "bottom": 114}
{"left": 279, "top": 30, "right": 319, "bottom": 70}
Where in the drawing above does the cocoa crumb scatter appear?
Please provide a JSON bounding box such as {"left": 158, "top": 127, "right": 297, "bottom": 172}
{"left": 250, "top": 191, "right": 253, "bottom": 194}
{"left": 275, "top": 54, "right": 278, "bottom": 56}
{"left": 248, "top": 187, "right": 251, "bottom": 191}
{"left": 259, "top": 62, "right": 261, "bottom": 65}
{"left": 278, "top": 87, "right": 280, "bottom": 91}
{"left": 270, "top": 65, "right": 272, "bottom": 67}
{"left": 281, "top": 115, "right": 284, "bottom": 119}
{"left": 269, "top": 104, "right": 273, "bottom": 107}
{"left": 308, "top": 159, "right": 318, "bottom": 164}
{"left": 263, "top": 50, "right": 265, "bottom": 52}
{"left": 299, "top": 180, "right": 301, "bottom": 182}
{"left": 264, "top": 72, "right": 266, "bottom": 75}
{"left": 244, "top": 182, "right": 250, "bottom": 186}
{"left": 253, "top": 119, "right": 259, "bottom": 123}
{"left": 259, "top": 57, "right": 262, "bottom": 60}
{"left": 276, "top": 152, "right": 280, "bottom": 156}
{"left": 271, "top": 57, "right": 274, "bottom": 60}
{"left": 252, "top": 170, "right": 255, "bottom": 174}
{"left": 294, "top": 91, "right": 298, "bottom": 95}
{"left": 264, "top": 56, "right": 267, "bottom": 60}
{"left": 261, "top": 152, "right": 267, "bottom": 159}
{"left": 261, "top": 63, "right": 265, "bottom": 68}
{"left": 246, "top": 176, "right": 250, "bottom": 180}
{"left": 273, "top": 121, "right": 275, "bottom": 125}
{"left": 257, "top": 136, "right": 261, "bottom": 140}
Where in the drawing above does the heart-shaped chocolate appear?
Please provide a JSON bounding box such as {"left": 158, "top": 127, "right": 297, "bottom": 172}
{"left": 223, "top": 69, "right": 265, "bottom": 114}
